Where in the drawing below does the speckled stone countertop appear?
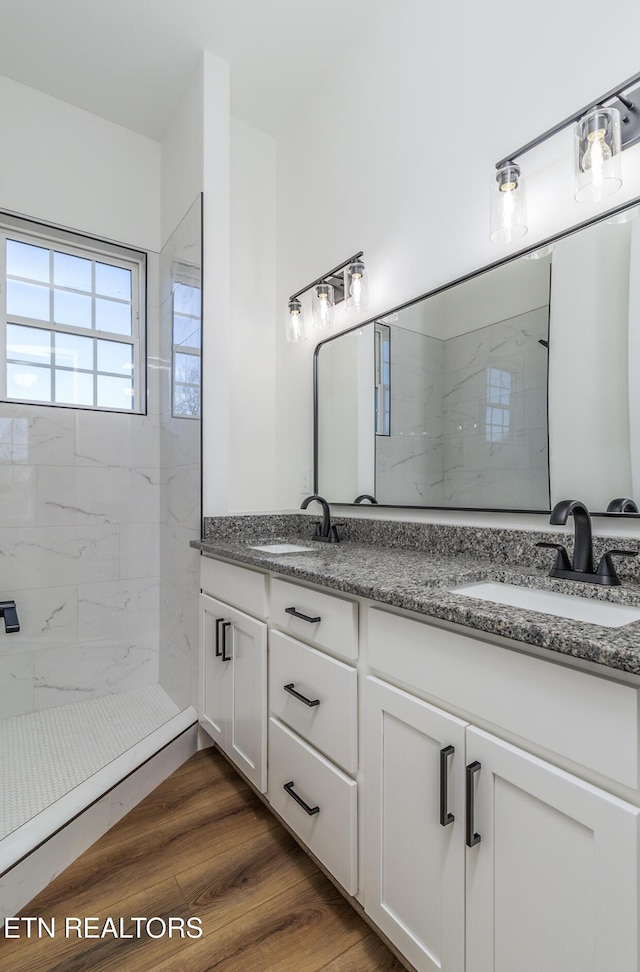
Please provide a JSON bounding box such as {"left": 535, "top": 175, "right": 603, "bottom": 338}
{"left": 194, "top": 514, "right": 640, "bottom": 677}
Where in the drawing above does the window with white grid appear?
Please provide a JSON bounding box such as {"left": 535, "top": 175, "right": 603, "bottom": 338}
{"left": 1, "top": 219, "right": 145, "bottom": 413}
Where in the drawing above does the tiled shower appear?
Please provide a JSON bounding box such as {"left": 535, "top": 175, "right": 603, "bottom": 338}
{"left": 0, "top": 198, "right": 202, "bottom": 842}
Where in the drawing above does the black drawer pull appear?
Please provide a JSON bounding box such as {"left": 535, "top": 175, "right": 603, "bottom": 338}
{"left": 285, "top": 606, "right": 321, "bottom": 624}
{"left": 215, "top": 617, "right": 225, "bottom": 657}
{"left": 440, "top": 745, "right": 455, "bottom": 827}
{"left": 283, "top": 683, "right": 321, "bottom": 707}
{"left": 283, "top": 781, "right": 320, "bottom": 815}
{"left": 466, "top": 761, "right": 481, "bottom": 847}
{"left": 221, "top": 621, "right": 232, "bottom": 662}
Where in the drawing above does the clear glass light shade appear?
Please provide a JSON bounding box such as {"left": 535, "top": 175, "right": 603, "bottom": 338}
{"left": 574, "top": 106, "right": 622, "bottom": 203}
{"left": 344, "top": 260, "right": 369, "bottom": 313}
{"left": 285, "top": 298, "right": 303, "bottom": 343}
{"left": 490, "top": 163, "right": 527, "bottom": 243}
{"left": 312, "top": 282, "right": 335, "bottom": 330}
{"left": 606, "top": 205, "right": 640, "bottom": 225}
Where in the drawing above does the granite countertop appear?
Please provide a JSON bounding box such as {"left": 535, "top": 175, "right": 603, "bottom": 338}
{"left": 194, "top": 515, "right": 640, "bottom": 678}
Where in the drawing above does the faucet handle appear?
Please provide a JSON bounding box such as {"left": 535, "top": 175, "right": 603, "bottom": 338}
{"left": 328, "top": 523, "right": 343, "bottom": 543}
{"left": 595, "top": 549, "right": 637, "bottom": 586}
{"left": 535, "top": 541, "right": 571, "bottom": 572}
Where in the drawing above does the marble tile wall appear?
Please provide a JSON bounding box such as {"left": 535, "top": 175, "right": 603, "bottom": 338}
{"left": 376, "top": 328, "right": 445, "bottom": 505}
{"left": 157, "top": 197, "right": 202, "bottom": 711}
{"left": 442, "top": 307, "right": 549, "bottom": 509}
{"left": 0, "top": 392, "right": 160, "bottom": 717}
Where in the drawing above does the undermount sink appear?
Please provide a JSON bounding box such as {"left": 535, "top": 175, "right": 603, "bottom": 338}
{"left": 248, "top": 543, "right": 317, "bottom": 554}
{"left": 450, "top": 581, "right": 640, "bottom": 629}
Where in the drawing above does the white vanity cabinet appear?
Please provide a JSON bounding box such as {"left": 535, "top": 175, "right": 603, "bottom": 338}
{"left": 267, "top": 577, "right": 359, "bottom": 895}
{"left": 198, "top": 552, "right": 640, "bottom": 971}
{"left": 363, "top": 609, "right": 640, "bottom": 972}
{"left": 199, "top": 559, "right": 268, "bottom": 792}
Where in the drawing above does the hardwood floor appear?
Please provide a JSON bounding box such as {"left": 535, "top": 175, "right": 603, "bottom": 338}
{"left": 1, "top": 747, "right": 406, "bottom": 971}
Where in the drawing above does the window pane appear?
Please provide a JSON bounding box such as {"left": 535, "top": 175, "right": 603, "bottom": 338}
{"left": 54, "top": 289, "right": 92, "bottom": 328}
{"left": 55, "top": 332, "right": 94, "bottom": 371}
{"left": 7, "top": 323, "right": 53, "bottom": 364}
{"left": 7, "top": 362, "right": 51, "bottom": 401}
{"left": 174, "top": 383, "right": 201, "bottom": 417}
{"left": 173, "top": 283, "right": 200, "bottom": 317}
{"left": 55, "top": 369, "right": 94, "bottom": 406}
{"left": 173, "top": 313, "right": 201, "bottom": 348}
{"left": 174, "top": 352, "right": 200, "bottom": 385}
{"left": 7, "top": 279, "right": 50, "bottom": 321}
{"left": 54, "top": 251, "right": 91, "bottom": 292}
{"left": 97, "top": 339, "right": 133, "bottom": 375}
{"left": 97, "top": 374, "right": 133, "bottom": 409}
{"left": 96, "top": 298, "right": 132, "bottom": 335}
{"left": 96, "top": 263, "right": 131, "bottom": 300}
{"left": 6, "top": 240, "right": 50, "bottom": 283}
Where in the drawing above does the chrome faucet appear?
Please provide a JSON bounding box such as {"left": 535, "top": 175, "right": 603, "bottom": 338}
{"left": 300, "top": 494, "right": 341, "bottom": 543}
{"left": 537, "top": 499, "right": 637, "bottom": 586}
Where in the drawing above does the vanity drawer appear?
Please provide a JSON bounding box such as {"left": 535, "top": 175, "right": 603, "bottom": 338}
{"left": 269, "top": 630, "right": 358, "bottom": 774}
{"left": 200, "top": 557, "right": 268, "bottom": 619}
{"left": 368, "top": 606, "right": 640, "bottom": 790}
{"left": 268, "top": 717, "right": 357, "bottom": 894}
{"left": 270, "top": 578, "right": 358, "bottom": 661}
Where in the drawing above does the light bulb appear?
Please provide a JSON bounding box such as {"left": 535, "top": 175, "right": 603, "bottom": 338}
{"left": 574, "top": 106, "right": 621, "bottom": 203}
{"left": 312, "top": 283, "right": 335, "bottom": 329}
{"left": 344, "top": 260, "right": 369, "bottom": 313}
{"left": 317, "top": 294, "right": 331, "bottom": 324}
{"left": 581, "top": 128, "right": 612, "bottom": 173}
{"left": 286, "top": 298, "right": 303, "bottom": 343}
{"left": 490, "top": 163, "right": 527, "bottom": 243}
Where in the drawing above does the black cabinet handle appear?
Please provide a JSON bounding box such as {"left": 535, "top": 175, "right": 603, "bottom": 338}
{"left": 466, "top": 761, "right": 481, "bottom": 847}
{"left": 283, "top": 683, "right": 321, "bottom": 707}
{"left": 221, "top": 621, "right": 232, "bottom": 662}
{"left": 283, "top": 781, "right": 320, "bottom": 815}
{"left": 440, "top": 745, "right": 455, "bottom": 827}
{"left": 215, "top": 617, "right": 225, "bottom": 657}
{"left": 285, "top": 606, "right": 321, "bottom": 624}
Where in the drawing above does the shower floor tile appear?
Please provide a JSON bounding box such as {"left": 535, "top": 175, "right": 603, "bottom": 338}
{"left": 0, "top": 685, "right": 180, "bottom": 840}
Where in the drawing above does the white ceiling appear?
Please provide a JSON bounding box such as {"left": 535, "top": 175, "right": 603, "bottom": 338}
{"left": 0, "top": 0, "right": 382, "bottom": 140}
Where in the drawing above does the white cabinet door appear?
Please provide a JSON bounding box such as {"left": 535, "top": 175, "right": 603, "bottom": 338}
{"left": 466, "top": 726, "right": 640, "bottom": 972}
{"left": 363, "top": 677, "right": 468, "bottom": 972}
{"left": 199, "top": 592, "right": 267, "bottom": 792}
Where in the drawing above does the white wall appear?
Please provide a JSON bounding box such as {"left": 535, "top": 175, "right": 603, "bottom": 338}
{"left": 229, "top": 118, "right": 277, "bottom": 511}
{"left": 201, "top": 53, "right": 231, "bottom": 515}
{"left": 161, "top": 62, "right": 204, "bottom": 248}
{"left": 274, "top": 0, "right": 640, "bottom": 538}
{"left": 0, "top": 74, "right": 160, "bottom": 251}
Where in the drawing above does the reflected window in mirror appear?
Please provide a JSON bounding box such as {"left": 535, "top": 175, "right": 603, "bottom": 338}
{"left": 486, "top": 367, "right": 512, "bottom": 443}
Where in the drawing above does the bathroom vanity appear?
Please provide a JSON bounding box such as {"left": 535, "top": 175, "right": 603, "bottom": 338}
{"left": 196, "top": 515, "right": 640, "bottom": 972}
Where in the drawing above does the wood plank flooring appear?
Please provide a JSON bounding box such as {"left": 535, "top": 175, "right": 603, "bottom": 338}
{"left": 0, "top": 746, "right": 406, "bottom": 972}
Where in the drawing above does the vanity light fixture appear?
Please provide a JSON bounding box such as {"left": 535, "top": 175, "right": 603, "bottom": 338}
{"left": 286, "top": 298, "right": 303, "bottom": 343}
{"left": 286, "top": 250, "right": 366, "bottom": 338}
{"left": 574, "top": 106, "right": 621, "bottom": 202}
{"left": 344, "top": 258, "right": 370, "bottom": 313}
{"left": 312, "top": 282, "right": 336, "bottom": 329}
{"left": 490, "top": 162, "right": 527, "bottom": 243}
{"left": 491, "top": 70, "right": 640, "bottom": 241}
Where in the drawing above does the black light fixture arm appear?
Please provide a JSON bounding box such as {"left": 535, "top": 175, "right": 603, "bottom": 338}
{"left": 289, "top": 251, "right": 364, "bottom": 302}
{"left": 495, "top": 68, "right": 640, "bottom": 169}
